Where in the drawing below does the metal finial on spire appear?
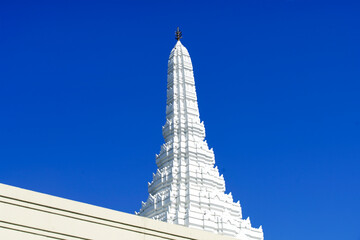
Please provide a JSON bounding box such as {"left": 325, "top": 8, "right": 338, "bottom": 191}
{"left": 175, "top": 27, "right": 182, "bottom": 41}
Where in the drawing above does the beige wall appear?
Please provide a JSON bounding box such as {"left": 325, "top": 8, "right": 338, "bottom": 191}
{"left": 0, "top": 183, "right": 238, "bottom": 240}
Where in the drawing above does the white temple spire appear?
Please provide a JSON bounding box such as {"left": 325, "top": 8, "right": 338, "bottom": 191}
{"left": 137, "top": 30, "right": 264, "bottom": 240}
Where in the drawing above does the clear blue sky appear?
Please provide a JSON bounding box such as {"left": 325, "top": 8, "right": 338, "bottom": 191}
{"left": 1, "top": 1, "right": 359, "bottom": 239}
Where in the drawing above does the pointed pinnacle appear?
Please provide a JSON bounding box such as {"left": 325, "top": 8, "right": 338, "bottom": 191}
{"left": 175, "top": 27, "right": 182, "bottom": 41}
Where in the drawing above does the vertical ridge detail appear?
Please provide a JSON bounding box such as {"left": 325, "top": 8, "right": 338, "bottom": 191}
{"left": 137, "top": 40, "right": 264, "bottom": 240}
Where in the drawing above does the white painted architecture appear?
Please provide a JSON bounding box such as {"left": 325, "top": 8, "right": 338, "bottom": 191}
{"left": 0, "top": 30, "right": 264, "bottom": 240}
{"left": 137, "top": 35, "right": 264, "bottom": 240}
{"left": 0, "top": 183, "right": 241, "bottom": 240}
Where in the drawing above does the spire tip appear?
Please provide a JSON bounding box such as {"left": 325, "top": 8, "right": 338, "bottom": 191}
{"left": 175, "top": 27, "right": 182, "bottom": 41}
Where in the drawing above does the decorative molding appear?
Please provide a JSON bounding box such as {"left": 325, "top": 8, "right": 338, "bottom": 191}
{"left": 137, "top": 41, "right": 263, "bottom": 240}
{"left": 0, "top": 183, "right": 239, "bottom": 240}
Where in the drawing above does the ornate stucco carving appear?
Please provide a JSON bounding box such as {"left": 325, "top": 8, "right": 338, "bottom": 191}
{"left": 137, "top": 41, "right": 263, "bottom": 240}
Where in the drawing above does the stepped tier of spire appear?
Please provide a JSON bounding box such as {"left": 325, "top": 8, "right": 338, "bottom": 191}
{"left": 137, "top": 37, "right": 263, "bottom": 240}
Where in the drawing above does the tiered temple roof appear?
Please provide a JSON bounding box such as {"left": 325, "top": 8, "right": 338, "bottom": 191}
{"left": 137, "top": 34, "right": 263, "bottom": 240}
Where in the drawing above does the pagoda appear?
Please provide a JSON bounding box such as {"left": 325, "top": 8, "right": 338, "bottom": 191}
{"left": 137, "top": 28, "right": 264, "bottom": 240}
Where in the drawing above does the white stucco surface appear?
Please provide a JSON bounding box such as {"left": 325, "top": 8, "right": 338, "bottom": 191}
{"left": 0, "top": 183, "right": 240, "bottom": 240}
{"left": 137, "top": 40, "right": 263, "bottom": 240}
